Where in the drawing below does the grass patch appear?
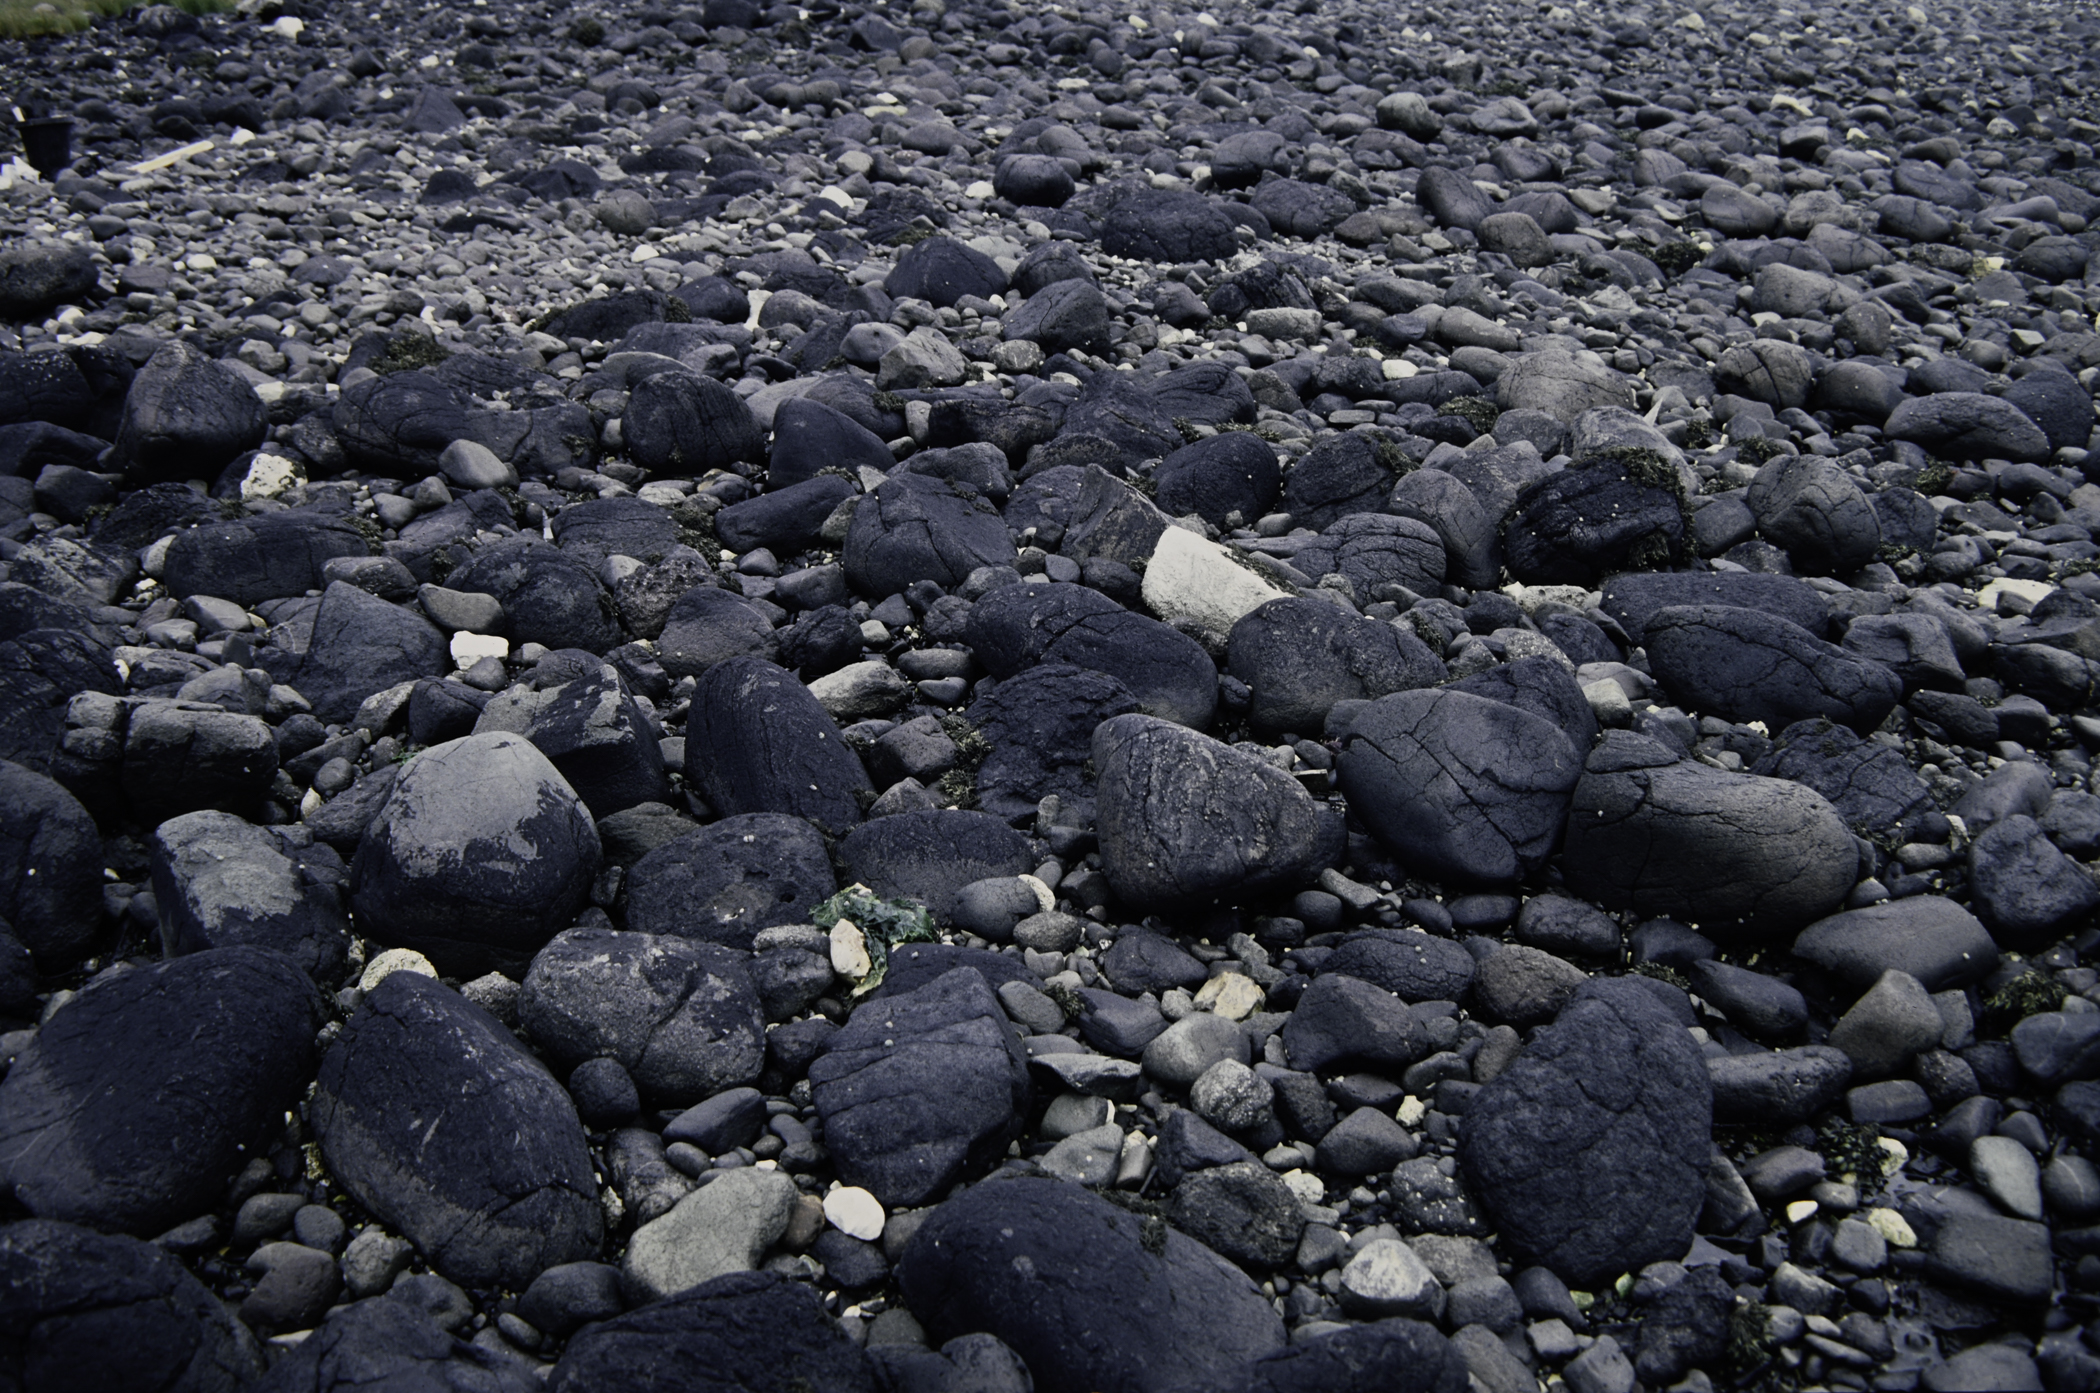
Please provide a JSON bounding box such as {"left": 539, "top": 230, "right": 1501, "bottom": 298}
{"left": 0, "top": 0, "right": 226, "bottom": 39}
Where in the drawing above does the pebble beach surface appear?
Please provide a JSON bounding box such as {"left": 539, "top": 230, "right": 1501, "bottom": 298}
{"left": 2, "top": 0, "right": 2100, "bottom": 1389}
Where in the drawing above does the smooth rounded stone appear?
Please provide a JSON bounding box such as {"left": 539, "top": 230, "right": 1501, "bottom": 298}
{"left": 313, "top": 971, "right": 602, "bottom": 1291}
{"left": 1246, "top": 1317, "right": 1468, "bottom": 1393}
{"left": 162, "top": 513, "right": 374, "bottom": 607}
{"left": 1388, "top": 468, "right": 1503, "bottom": 590}
{"left": 1477, "top": 211, "right": 1553, "bottom": 267}
{"left": 518, "top": 1261, "right": 626, "bottom": 1338}
{"left": 1793, "top": 896, "right": 1998, "bottom": 991}
{"left": 1816, "top": 360, "right": 1905, "bottom": 423}
{"left": 149, "top": 809, "right": 352, "bottom": 983}
{"left": 520, "top": 929, "right": 763, "bottom": 1106}
{"left": 1471, "top": 945, "right": 1588, "bottom": 1027}
{"left": 896, "top": 1175, "right": 1284, "bottom": 1393}
{"left": 349, "top": 732, "right": 600, "bottom": 979}
{"left": 1317, "top": 1105, "right": 1419, "bottom": 1176}
{"left": 1745, "top": 455, "right": 1883, "bottom": 575}
{"left": 1004, "top": 279, "right": 1112, "bottom": 357}
{"left": 257, "top": 1290, "right": 539, "bottom": 1392}
{"left": 117, "top": 699, "right": 277, "bottom": 824}
{"left": 566, "top": 1056, "right": 640, "bottom": 1128}
{"left": 686, "top": 657, "right": 872, "bottom": 833}
{"left": 1250, "top": 177, "right": 1359, "bottom": 239}
{"left": 0, "top": 946, "right": 320, "bottom": 1236}
{"left": 1970, "top": 1134, "right": 2044, "bottom": 1221}
{"left": 1169, "top": 1160, "right": 1307, "bottom": 1271}
{"left": 1092, "top": 713, "right": 1334, "bottom": 910}
{"left": 2002, "top": 364, "right": 2093, "bottom": 452}
{"left": 879, "top": 326, "right": 969, "bottom": 390}
{"left": 0, "top": 239, "right": 97, "bottom": 318}
{"left": 1920, "top": 1343, "right": 2045, "bottom": 1393}
{"left": 622, "top": 1167, "right": 800, "bottom": 1303}
{"left": 1599, "top": 570, "right": 1830, "bottom": 645}
{"left": 1968, "top": 813, "right": 2100, "bottom": 949}
{"left": 1886, "top": 392, "right": 2050, "bottom": 462}
{"left": 625, "top": 813, "right": 835, "bottom": 950}
{"left": 968, "top": 662, "right": 1140, "bottom": 826}
{"left": 656, "top": 586, "right": 779, "bottom": 680}
{"left": 1563, "top": 731, "right": 1854, "bottom": 938}
{"left": 883, "top": 236, "right": 1008, "bottom": 309}
{"left": 1143, "top": 1012, "right": 1251, "bottom": 1090}
{"left": 844, "top": 472, "right": 1017, "bottom": 599}
{"left": 284, "top": 578, "right": 452, "bottom": 723}
{"left": 418, "top": 582, "right": 507, "bottom": 635}
{"left": 1190, "top": 1058, "right": 1272, "bottom": 1132}
{"left": 1829, "top": 969, "right": 1944, "bottom": 1079}
{"left": 1155, "top": 432, "right": 1282, "bottom": 530}
{"left": 111, "top": 340, "right": 265, "bottom": 485}
{"left": 810, "top": 967, "right": 1031, "bottom": 1208}
{"left": 1228, "top": 598, "right": 1446, "bottom": 738}
{"left": 1927, "top": 1212, "right": 2054, "bottom": 1304}
{"left": 2013, "top": 1011, "right": 2100, "bottom": 1087}
{"left": 1100, "top": 188, "right": 1241, "bottom": 263}
{"left": 438, "top": 437, "right": 517, "bottom": 491}
{"left": 621, "top": 371, "right": 763, "bottom": 475}
{"left": 838, "top": 810, "right": 1032, "bottom": 922}
{"left": 994, "top": 153, "right": 1077, "bottom": 207}
{"left": 1700, "top": 182, "right": 1779, "bottom": 237}
{"left": 0, "top": 759, "right": 101, "bottom": 964}
{"left": 1840, "top": 611, "right": 1966, "bottom": 695}
{"left": 1101, "top": 930, "right": 1207, "bottom": 995}
{"left": 1495, "top": 349, "right": 1637, "bottom": 424}
{"left": 664, "top": 1087, "right": 767, "bottom": 1156}
{"left": 240, "top": 1240, "right": 340, "bottom": 1334}
{"left": 1412, "top": 166, "right": 1492, "bottom": 233}
{"left": 1320, "top": 929, "right": 1479, "bottom": 1002}
{"left": 1337, "top": 1238, "right": 1444, "bottom": 1320}
{"left": 1459, "top": 978, "right": 1711, "bottom": 1287}
{"left": 1646, "top": 604, "right": 1901, "bottom": 734}
{"left": 1515, "top": 895, "right": 1621, "bottom": 960}
{"left": 1685, "top": 959, "right": 1807, "bottom": 1040}
{"left": 1040, "top": 1122, "right": 1123, "bottom": 1187}
{"left": 331, "top": 370, "right": 470, "bottom": 478}
{"left": 716, "top": 476, "right": 858, "bottom": 558}
{"left": 1706, "top": 1044, "right": 1854, "bottom": 1125}
{"left": 1281, "top": 972, "right": 1425, "bottom": 1074}
{"left": 447, "top": 539, "right": 620, "bottom": 656}
{"left": 1713, "top": 339, "right": 1817, "bottom": 412}
{"left": 770, "top": 397, "right": 894, "bottom": 489}
{"left": 0, "top": 1218, "right": 263, "bottom": 1393}
{"left": 551, "top": 1270, "right": 873, "bottom": 1393}
{"left": 1849, "top": 1078, "right": 1935, "bottom": 1124}
{"left": 2045, "top": 1154, "right": 2100, "bottom": 1221}
{"left": 1334, "top": 688, "right": 1580, "bottom": 885}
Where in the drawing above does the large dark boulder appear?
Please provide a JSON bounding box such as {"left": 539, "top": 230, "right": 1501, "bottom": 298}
{"left": 0, "top": 759, "right": 102, "bottom": 966}
{"left": 1241, "top": 1318, "right": 1471, "bottom": 1393}
{"left": 809, "top": 967, "right": 1031, "bottom": 1208}
{"left": 1643, "top": 604, "right": 1902, "bottom": 733}
{"left": 254, "top": 1291, "right": 539, "bottom": 1393}
{"left": 685, "top": 657, "right": 872, "bottom": 833}
{"left": 1155, "top": 432, "right": 1282, "bottom": 529}
{"left": 0, "top": 1219, "right": 263, "bottom": 1393}
{"left": 967, "top": 662, "right": 1140, "bottom": 825}
{"left": 150, "top": 810, "right": 352, "bottom": 983}
{"left": 1744, "top": 454, "right": 1882, "bottom": 575}
{"left": 520, "top": 928, "right": 764, "bottom": 1105}
{"left": 277, "top": 580, "right": 449, "bottom": 725}
{"left": 1099, "top": 189, "right": 1240, "bottom": 262}
{"left": 842, "top": 473, "right": 1017, "bottom": 598}
{"left": 896, "top": 1175, "right": 1286, "bottom": 1393}
{"left": 1599, "top": 570, "right": 1830, "bottom": 644}
{"left": 1503, "top": 453, "right": 1685, "bottom": 584}
{"left": 162, "top": 512, "right": 375, "bottom": 606}
{"left": 1561, "top": 732, "right": 1855, "bottom": 939}
{"left": 332, "top": 370, "right": 470, "bottom": 478}
{"left": 447, "top": 539, "right": 620, "bottom": 655}
{"left": 656, "top": 585, "right": 780, "bottom": 679}
{"left": 621, "top": 371, "right": 764, "bottom": 475}
{"left": 624, "top": 813, "right": 837, "bottom": 950}
{"left": 836, "top": 809, "right": 1033, "bottom": 922}
{"left": 1749, "top": 718, "right": 1939, "bottom": 840}
{"left": 0, "top": 628, "right": 119, "bottom": 777}
{"left": 1459, "top": 978, "right": 1711, "bottom": 1286}
{"left": 1291, "top": 514, "right": 1446, "bottom": 601}
{"left": 312, "top": 971, "right": 603, "bottom": 1290}
{"left": 884, "top": 236, "right": 1008, "bottom": 308}
{"left": 768, "top": 397, "right": 894, "bottom": 489}
{"left": 1094, "top": 714, "right": 1335, "bottom": 909}
{"left": 966, "top": 581, "right": 1217, "bottom": 729}
{"left": 348, "top": 732, "right": 602, "bottom": 979}
{"left": 113, "top": 340, "right": 266, "bottom": 484}
{"left": 547, "top": 1271, "right": 874, "bottom": 1393}
{"left": 472, "top": 657, "right": 670, "bottom": 818}
{"left": 1282, "top": 434, "right": 1397, "bottom": 532}
{"left": 549, "top": 495, "right": 681, "bottom": 570}
{"left": 715, "top": 475, "right": 858, "bottom": 556}
{"left": 0, "top": 947, "right": 322, "bottom": 1235}
{"left": 1333, "top": 689, "right": 1581, "bottom": 884}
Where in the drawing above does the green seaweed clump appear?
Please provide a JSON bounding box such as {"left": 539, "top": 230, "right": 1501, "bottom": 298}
{"left": 811, "top": 884, "right": 937, "bottom": 997}
{"left": 1650, "top": 241, "right": 1708, "bottom": 275}
{"left": 372, "top": 331, "right": 451, "bottom": 377}
{"left": 1440, "top": 395, "right": 1501, "bottom": 435}
{"left": 1983, "top": 969, "right": 2068, "bottom": 1035}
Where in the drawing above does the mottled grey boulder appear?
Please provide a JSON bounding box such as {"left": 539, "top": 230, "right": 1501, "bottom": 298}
{"left": 809, "top": 967, "right": 1031, "bottom": 1208}
{"left": 1706, "top": 1045, "right": 1853, "bottom": 1125}
{"left": 332, "top": 370, "right": 471, "bottom": 478}
{"left": 120, "top": 700, "right": 279, "bottom": 824}
{"left": 473, "top": 657, "right": 669, "bottom": 819}
{"left": 0, "top": 1219, "right": 263, "bottom": 1393}
{"left": 521, "top": 928, "right": 764, "bottom": 1105}
{"left": 1319, "top": 929, "right": 1478, "bottom": 1003}
{"left": 656, "top": 585, "right": 779, "bottom": 679}
{"left": 1494, "top": 350, "right": 1636, "bottom": 424}
{"left": 1333, "top": 689, "right": 1580, "bottom": 885}
{"left": 1291, "top": 513, "right": 1446, "bottom": 599}
{"left": 1093, "top": 714, "right": 1334, "bottom": 909}
{"left": 1792, "top": 897, "right": 1999, "bottom": 992}
{"left": 1503, "top": 454, "right": 1685, "bottom": 585}
{"left": 1887, "top": 391, "right": 2050, "bottom": 461}
{"left": 896, "top": 1176, "right": 1286, "bottom": 1393}
{"left": 1155, "top": 432, "right": 1282, "bottom": 530}
{"left": 113, "top": 340, "right": 266, "bottom": 484}
{"left": 0, "top": 759, "right": 102, "bottom": 965}
{"left": 967, "top": 662, "right": 1140, "bottom": 825}
{"left": 624, "top": 813, "right": 836, "bottom": 950}
{"left": 150, "top": 810, "right": 352, "bottom": 983}
{"left": 1282, "top": 434, "right": 1398, "bottom": 532}
{"left": 1713, "top": 339, "right": 1816, "bottom": 412}
{"left": 1282, "top": 972, "right": 1426, "bottom": 1074}
{"left": 843, "top": 472, "right": 1017, "bottom": 598}
{"left": 447, "top": 539, "right": 620, "bottom": 655}
{"left": 1004, "top": 279, "right": 1112, "bottom": 357}
{"left": 348, "top": 732, "right": 602, "bottom": 978}
{"left": 621, "top": 370, "right": 763, "bottom": 474}
{"left": 837, "top": 809, "right": 1033, "bottom": 922}
{"left": 966, "top": 581, "right": 1217, "bottom": 729}
{"left": 1388, "top": 468, "right": 1501, "bottom": 589}
{"left": 1744, "top": 455, "right": 1882, "bottom": 575}
{"left": 1643, "top": 605, "right": 1902, "bottom": 734}
{"left": 1241, "top": 1318, "right": 1470, "bottom": 1393}
{"left": 1099, "top": 188, "right": 1241, "bottom": 262}
{"left": 1749, "top": 718, "right": 1939, "bottom": 839}
{"left": 685, "top": 657, "right": 872, "bottom": 833}
{"left": 1459, "top": 978, "right": 1710, "bottom": 1286}
{"left": 1228, "top": 597, "right": 1446, "bottom": 738}
{"left": 312, "top": 971, "right": 603, "bottom": 1290}
{"left": 1968, "top": 813, "right": 2100, "bottom": 950}
{"left": 162, "top": 512, "right": 374, "bottom": 606}
{"left": 278, "top": 580, "right": 450, "bottom": 724}
{"left": 0, "top": 947, "right": 322, "bottom": 1235}
{"left": 1561, "top": 732, "right": 1855, "bottom": 939}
